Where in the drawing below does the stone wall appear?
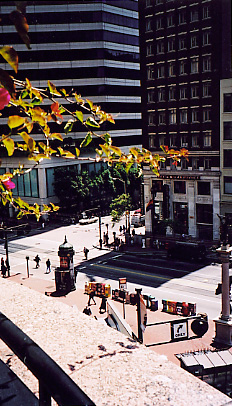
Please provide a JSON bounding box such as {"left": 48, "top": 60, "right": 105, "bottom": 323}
{"left": 0, "top": 278, "right": 230, "bottom": 406}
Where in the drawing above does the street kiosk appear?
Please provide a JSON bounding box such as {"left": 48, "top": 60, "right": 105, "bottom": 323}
{"left": 56, "top": 236, "right": 76, "bottom": 294}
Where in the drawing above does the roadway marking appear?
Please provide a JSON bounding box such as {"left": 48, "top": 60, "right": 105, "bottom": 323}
{"left": 92, "top": 263, "right": 170, "bottom": 281}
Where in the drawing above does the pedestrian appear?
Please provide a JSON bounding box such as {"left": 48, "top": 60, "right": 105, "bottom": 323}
{"left": 83, "top": 247, "right": 89, "bottom": 260}
{"left": 99, "top": 297, "right": 107, "bottom": 313}
{"left": 46, "top": 258, "right": 51, "bottom": 273}
{"left": 88, "top": 290, "right": 96, "bottom": 306}
{"left": 1, "top": 257, "right": 6, "bottom": 278}
{"left": 34, "top": 254, "right": 41, "bottom": 268}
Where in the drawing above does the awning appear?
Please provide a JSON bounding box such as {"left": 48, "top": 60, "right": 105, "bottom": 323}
{"left": 176, "top": 349, "right": 232, "bottom": 375}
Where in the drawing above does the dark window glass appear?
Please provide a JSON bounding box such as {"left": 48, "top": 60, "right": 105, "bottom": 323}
{"left": 224, "top": 122, "right": 232, "bottom": 140}
{"left": 224, "top": 177, "right": 232, "bottom": 194}
{"left": 196, "top": 204, "right": 213, "bottom": 224}
{"left": 174, "top": 181, "right": 186, "bottom": 194}
{"left": 224, "top": 150, "right": 232, "bottom": 168}
{"left": 198, "top": 181, "right": 210, "bottom": 195}
{"left": 224, "top": 94, "right": 232, "bottom": 112}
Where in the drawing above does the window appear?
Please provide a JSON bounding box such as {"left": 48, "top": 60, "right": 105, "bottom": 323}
{"left": 203, "top": 109, "right": 211, "bottom": 122}
{"left": 148, "top": 90, "right": 155, "bottom": 103}
{"left": 202, "top": 56, "right": 211, "bottom": 72}
{"left": 181, "top": 159, "right": 188, "bottom": 169}
{"left": 191, "top": 57, "right": 199, "bottom": 73}
{"left": 192, "top": 157, "right": 200, "bottom": 169}
{"left": 146, "top": 18, "right": 152, "bottom": 32}
{"left": 168, "top": 38, "right": 175, "bottom": 52}
{"left": 179, "top": 10, "right": 186, "bottom": 24}
{"left": 191, "top": 9, "right": 198, "bottom": 22}
{"left": 191, "top": 109, "right": 199, "bottom": 122}
{"left": 168, "top": 62, "right": 175, "bottom": 76}
{"left": 146, "top": 0, "right": 152, "bottom": 6}
{"left": 157, "top": 64, "right": 165, "bottom": 78}
{"left": 170, "top": 135, "right": 177, "bottom": 147}
{"left": 179, "top": 60, "right": 187, "bottom": 75}
{"left": 167, "top": 13, "right": 174, "bottom": 27}
{"left": 204, "top": 158, "right": 211, "bottom": 170}
{"left": 198, "top": 182, "right": 210, "bottom": 195}
{"left": 149, "top": 113, "right": 156, "bottom": 126}
{"left": 146, "top": 43, "right": 153, "bottom": 56}
{"left": 179, "top": 37, "right": 186, "bottom": 50}
{"left": 203, "top": 6, "right": 210, "bottom": 19}
{"left": 149, "top": 135, "right": 155, "bottom": 148}
{"left": 169, "top": 86, "right": 176, "bottom": 100}
{"left": 158, "top": 88, "right": 165, "bottom": 101}
{"left": 156, "top": 0, "right": 163, "bottom": 4}
{"left": 180, "top": 87, "right": 187, "bottom": 99}
{"left": 158, "top": 111, "right": 166, "bottom": 124}
{"left": 224, "top": 94, "right": 232, "bottom": 112}
{"left": 191, "top": 35, "right": 198, "bottom": 48}
{"left": 203, "top": 31, "right": 210, "bottom": 46}
{"left": 157, "top": 41, "right": 164, "bottom": 54}
{"left": 180, "top": 109, "right": 188, "bottom": 123}
{"left": 224, "top": 122, "right": 232, "bottom": 140}
{"left": 156, "top": 17, "right": 163, "bottom": 30}
{"left": 12, "top": 168, "right": 39, "bottom": 198}
{"left": 181, "top": 134, "right": 188, "bottom": 147}
{"left": 224, "top": 150, "right": 232, "bottom": 168}
{"left": 224, "top": 176, "right": 232, "bottom": 194}
{"left": 169, "top": 108, "right": 176, "bottom": 124}
{"left": 147, "top": 66, "right": 155, "bottom": 80}
{"left": 174, "top": 181, "right": 186, "bottom": 194}
{"left": 203, "top": 83, "right": 211, "bottom": 97}
{"left": 204, "top": 133, "right": 211, "bottom": 146}
{"left": 192, "top": 135, "right": 200, "bottom": 147}
{"left": 191, "top": 85, "right": 199, "bottom": 98}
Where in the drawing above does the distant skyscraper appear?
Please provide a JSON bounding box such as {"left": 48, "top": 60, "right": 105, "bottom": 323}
{"left": 139, "top": 0, "right": 231, "bottom": 241}
{"left": 0, "top": 1, "right": 141, "bottom": 211}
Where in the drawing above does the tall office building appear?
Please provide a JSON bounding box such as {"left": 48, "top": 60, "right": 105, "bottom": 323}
{"left": 0, "top": 1, "right": 141, "bottom": 212}
{"left": 139, "top": 0, "right": 231, "bottom": 241}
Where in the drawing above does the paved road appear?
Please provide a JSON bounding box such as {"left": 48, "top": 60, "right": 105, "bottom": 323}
{"left": 0, "top": 216, "right": 224, "bottom": 320}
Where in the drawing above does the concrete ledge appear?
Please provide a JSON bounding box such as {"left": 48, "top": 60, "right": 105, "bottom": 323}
{"left": 0, "top": 278, "right": 230, "bottom": 406}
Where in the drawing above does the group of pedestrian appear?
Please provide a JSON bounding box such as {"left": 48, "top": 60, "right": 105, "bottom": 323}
{"left": 1, "top": 257, "right": 8, "bottom": 278}
{"left": 84, "top": 289, "right": 107, "bottom": 316}
{"left": 34, "top": 255, "right": 51, "bottom": 273}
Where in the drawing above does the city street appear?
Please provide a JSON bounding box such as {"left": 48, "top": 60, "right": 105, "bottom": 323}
{"left": 0, "top": 215, "right": 224, "bottom": 321}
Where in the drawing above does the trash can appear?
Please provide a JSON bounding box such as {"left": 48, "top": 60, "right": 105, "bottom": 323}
{"left": 55, "top": 270, "right": 72, "bottom": 294}
{"left": 150, "top": 299, "right": 158, "bottom": 311}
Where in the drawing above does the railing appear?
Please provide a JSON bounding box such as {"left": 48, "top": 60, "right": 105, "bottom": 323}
{"left": 0, "top": 312, "right": 95, "bottom": 406}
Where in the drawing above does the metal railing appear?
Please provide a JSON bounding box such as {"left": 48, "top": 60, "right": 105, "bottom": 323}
{"left": 0, "top": 312, "right": 95, "bottom": 406}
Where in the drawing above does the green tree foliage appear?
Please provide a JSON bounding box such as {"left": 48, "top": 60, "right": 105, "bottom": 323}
{"left": 110, "top": 194, "right": 132, "bottom": 224}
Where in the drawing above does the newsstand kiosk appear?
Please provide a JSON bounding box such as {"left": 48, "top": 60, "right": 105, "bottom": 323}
{"left": 55, "top": 236, "right": 76, "bottom": 294}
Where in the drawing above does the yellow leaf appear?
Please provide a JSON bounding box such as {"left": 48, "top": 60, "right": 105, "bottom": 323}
{"left": 48, "top": 80, "right": 61, "bottom": 96}
{"left": 8, "top": 115, "right": 26, "bottom": 129}
{"left": 2, "top": 136, "right": 15, "bottom": 156}
{"left": 19, "top": 131, "right": 30, "bottom": 143}
{"left": 0, "top": 46, "right": 18, "bottom": 73}
{"left": 50, "top": 133, "right": 63, "bottom": 141}
{"left": 109, "top": 145, "right": 122, "bottom": 156}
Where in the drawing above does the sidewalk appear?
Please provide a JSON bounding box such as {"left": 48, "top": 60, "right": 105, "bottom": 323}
{"left": 7, "top": 270, "right": 219, "bottom": 367}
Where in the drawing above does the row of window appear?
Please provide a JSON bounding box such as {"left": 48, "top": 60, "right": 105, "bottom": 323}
{"left": 147, "top": 31, "right": 210, "bottom": 55}
{"left": 173, "top": 180, "right": 211, "bottom": 195}
{"left": 148, "top": 108, "right": 212, "bottom": 126}
{"left": 0, "top": 169, "right": 40, "bottom": 198}
{"left": 145, "top": 5, "right": 210, "bottom": 30}
{"left": 147, "top": 56, "right": 211, "bottom": 79}
{"left": 148, "top": 83, "right": 211, "bottom": 103}
{"left": 150, "top": 133, "right": 211, "bottom": 149}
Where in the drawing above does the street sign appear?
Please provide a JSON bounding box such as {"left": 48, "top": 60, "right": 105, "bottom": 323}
{"left": 171, "top": 320, "right": 188, "bottom": 341}
{"left": 119, "top": 277, "right": 127, "bottom": 291}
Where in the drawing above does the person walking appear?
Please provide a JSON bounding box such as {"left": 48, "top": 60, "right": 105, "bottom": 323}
{"left": 83, "top": 247, "right": 89, "bottom": 260}
{"left": 88, "top": 290, "right": 96, "bottom": 306}
{"left": 1, "top": 257, "right": 6, "bottom": 278}
{"left": 46, "top": 258, "right": 51, "bottom": 273}
{"left": 34, "top": 254, "right": 41, "bottom": 268}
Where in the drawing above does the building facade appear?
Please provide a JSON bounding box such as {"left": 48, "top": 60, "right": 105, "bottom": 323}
{"left": 139, "top": 0, "right": 231, "bottom": 241}
{"left": 0, "top": 0, "right": 141, "bottom": 212}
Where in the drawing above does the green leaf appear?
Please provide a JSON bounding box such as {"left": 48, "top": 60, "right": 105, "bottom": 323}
{"left": 64, "top": 119, "right": 74, "bottom": 135}
{"left": 48, "top": 80, "right": 61, "bottom": 96}
{"left": 80, "top": 132, "right": 92, "bottom": 148}
{"left": 75, "top": 111, "right": 83, "bottom": 123}
{"left": 102, "top": 133, "right": 112, "bottom": 145}
{"left": 85, "top": 116, "right": 100, "bottom": 128}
